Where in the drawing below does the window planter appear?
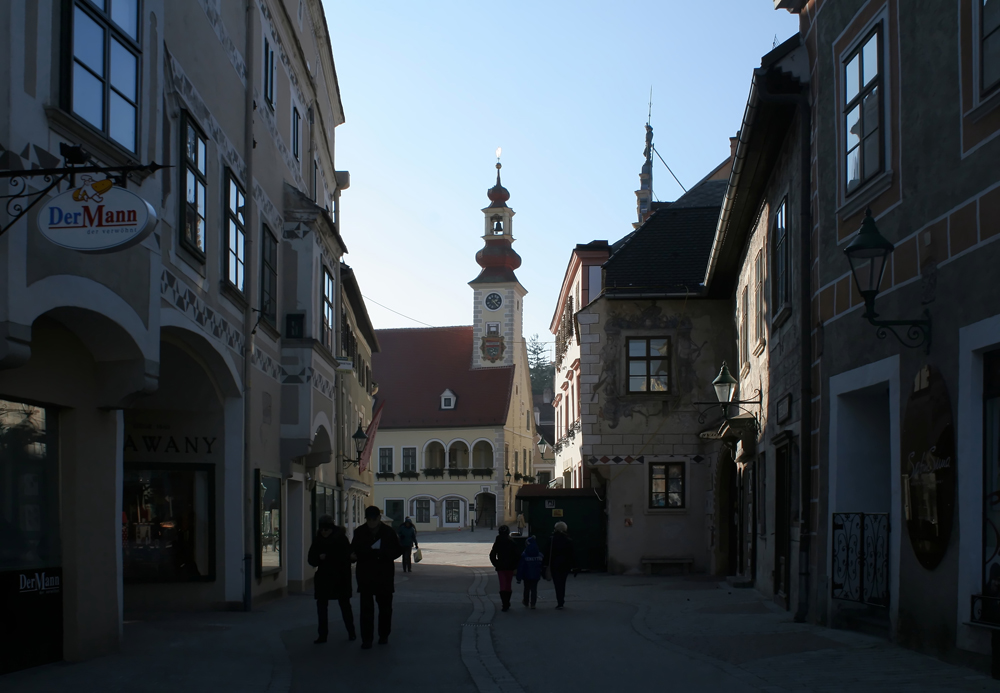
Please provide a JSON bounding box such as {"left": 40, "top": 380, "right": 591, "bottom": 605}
{"left": 522, "top": 475, "right": 536, "bottom": 484}
{"left": 514, "top": 472, "right": 523, "bottom": 481}
{"left": 423, "top": 468, "right": 445, "bottom": 479}
{"left": 375, "top": 472, "right": 396, "bottom": 481}
{"left": 471, "top": 468, "right": 495, "bottom": 478}
{"left": 448, "top": 469, "right": 469, "bottom": 478}
{"left": 398, "top": 471, "right": 420, "bottom": 480}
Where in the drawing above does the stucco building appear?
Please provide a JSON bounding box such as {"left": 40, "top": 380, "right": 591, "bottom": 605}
{"left": 371, "top": 165, "right": 536, "bottom": 531}
{"left": 0, "top": 0, "right": 374, "bottom": 674}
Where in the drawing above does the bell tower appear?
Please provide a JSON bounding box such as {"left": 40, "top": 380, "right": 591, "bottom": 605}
{"left": 470, "top": 154, "right": 526, "bottom": 369}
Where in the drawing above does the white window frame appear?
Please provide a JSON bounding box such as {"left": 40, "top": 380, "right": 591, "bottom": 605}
{"left": 440, "top": 389, "right": 456, "bottom": 410}
{"left": 402, "top": 447, "right": 417, "bottom": 473}
{"left": 378, "top": 447, "right": 393, "bottom": 474}
{"left": 413, "top": 498, "right": 431, "bottom": 524}
{"left": 442, "top": 497, "right": 464, "bottom": 526}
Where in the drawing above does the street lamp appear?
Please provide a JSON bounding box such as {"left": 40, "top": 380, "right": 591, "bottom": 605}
{"left": 695, "top": 362, "right": 761, "bottom": 432}
{"left": 712, "top": 361, "right": 738, "bottom": 407}
{"left": 343, "top": 422, "right": 368, "bottom": 467}
{"left": 500, "top": 466, "right": 512, "bottom": 488}
{"left": 844, "top": 208, "right": 931, "bottom": 351}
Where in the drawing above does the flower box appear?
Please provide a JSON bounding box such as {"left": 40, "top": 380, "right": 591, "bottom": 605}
{"left": 398, "top": 471, "right": 420, "bottom": 480}
{"left": 423, "top": 468, "right": 445, "bottom": 479}
{"left": 448, "top": 469, "right": 469, "bottom": 478}
{"left": 375, "top": 472, "right": 396, "bottom": 480}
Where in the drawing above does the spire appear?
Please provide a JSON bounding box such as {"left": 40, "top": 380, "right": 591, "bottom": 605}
{"left": 487, "top": 148, "right": 510, "bottom": 207}
{"left": 634, "top": 119, "right": 654, "bottom": 229}
{"left": 471, "top": 153, "right": 521, "bottom": 286}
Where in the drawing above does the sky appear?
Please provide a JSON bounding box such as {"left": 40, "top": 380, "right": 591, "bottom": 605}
{"left": 324, "top": 1, "right": 800, "bottom": 360}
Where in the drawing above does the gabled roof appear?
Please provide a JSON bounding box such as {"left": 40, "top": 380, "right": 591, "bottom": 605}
{"left": 602, "top": 179, "right": 727, "bottom": 296}
{"left": 372, "top": 326, "right": 514, "bottom": 429}
{"left": 341, "top": 263, "right": 379, "bottom": 353}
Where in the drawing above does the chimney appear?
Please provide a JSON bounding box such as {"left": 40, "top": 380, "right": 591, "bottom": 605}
{"left": 543, "top": 387, "right": 553, "bottom": 404}
{"left": 729, "top": 132, "right": 740, "bottom": 161}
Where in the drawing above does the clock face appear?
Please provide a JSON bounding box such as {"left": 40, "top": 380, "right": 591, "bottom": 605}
{"left": 485, "top": 292, "right": 503, "bottom": 311}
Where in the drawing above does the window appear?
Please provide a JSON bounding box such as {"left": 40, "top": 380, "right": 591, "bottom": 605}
{"left": 312, "top": 160, "right": 318, "bottom": 201}
{"left": 260, "top": 226, "right": 278, "bottom": 326}
{"left": 378, "top": 448, "right": 393, "bottom": 474}
{"left": 402, "top": 447, "right": 416, "bottom": 473}
{"left": 292, "top": 106, "right": 301, "bottom": 160}
{"left": 256, "top": 472, "right": 281, "bottom": 575}
{"left": 985, "top": 0, "right": 1000, "bottom": 94}
{"left": 740, "top": 287, "right": 750, "bottom": 365}
{"left": 844, "top": 27, "right": 883, "bottom": 194}
{"left": 754, "top": 250, "right": 764, "bottom": 345}
{"left": 263, "top": 37, "right": 275, "bottom": 108}
{"left": 772, "top": 200, "right": 788, "bottom": 315}
{"left": 514, "top": 451, "right": 519, "bottom": 475}
{"left": 443, "top": 397, "right": 452, "bottom": 408}
{"left": 415, "top": 499, "right": 430, "bottom": 524}
{"left": 626, "top": 337, "right": 671, "bottom": 393}
{"left": 225, "top": 172, "right": 247, "bottom": 293}
{"left": 322, "top": 268, "right": 335, "bottom": 352}
{"left": 124, "top": 464, "right": 214, "bottom": 582}
{"left": 440, "top": 389, "right": 456, "bottom": 410}
{"left": 69, "top": 1, "right": 140, "bottom": 151}
{"left": 181, "top": 113, "right": 208, "bottom": 255}
{"left": 445, "top": 499, "right": 461, "bottom": 524}
{"left": 487, "top": 322, "right": 500, "bottom": 337}
{"left": 312, "top": 485, "right": 335, "bottom": 535}
{"left": 650, "top": 462, "right": 685, "bottom": 508}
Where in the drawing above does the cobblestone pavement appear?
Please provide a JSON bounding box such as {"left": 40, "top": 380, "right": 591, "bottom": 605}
{"left": 3, "top": 530, "right": 997, "bottom": 692}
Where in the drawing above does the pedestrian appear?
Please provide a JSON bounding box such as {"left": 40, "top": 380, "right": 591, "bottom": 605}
{"left": 398, "top": 517, "right": 418, "bottom": 573}
{"left": 515, "top": 512, "right": 526, "bottom": 536}
{"left": 489, "top": 525, "right": 519, "bottom": 612}
{"left": 545, "top": 521, "right": 576, "bottom": 609}
{"left": 351, "top": 506, "right": 403, "bottom": 649}
{"left": 307, "top": 515, "right": 355, "bottom": 643}
{"left": 515, "top": 535, "right": 544, "bottom": 609}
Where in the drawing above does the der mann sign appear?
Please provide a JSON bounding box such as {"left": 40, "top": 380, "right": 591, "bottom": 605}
{"left": 37, "top": 177, "right": 156, "bottom": 253}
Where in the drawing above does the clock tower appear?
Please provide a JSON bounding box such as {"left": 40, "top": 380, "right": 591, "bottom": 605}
{"left": 470, "top": 160, "right": 525, "bottom": 369}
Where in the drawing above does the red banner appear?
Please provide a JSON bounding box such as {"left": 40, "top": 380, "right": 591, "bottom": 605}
{"left": 357, "top": 401, "right": 384, "bottom": 473}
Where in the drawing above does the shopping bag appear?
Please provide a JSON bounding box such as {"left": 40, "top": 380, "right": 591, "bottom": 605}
{"left": 413, "top": 547, "right": 423, "bottom": 563}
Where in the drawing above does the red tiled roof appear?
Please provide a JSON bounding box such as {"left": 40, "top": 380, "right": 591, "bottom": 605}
{"left": 373, "top": 326, "right": 515, "bottom": 429}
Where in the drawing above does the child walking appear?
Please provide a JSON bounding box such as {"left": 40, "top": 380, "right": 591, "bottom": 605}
{"left": 515, "top": 536, "right": 544, "bottom": 609}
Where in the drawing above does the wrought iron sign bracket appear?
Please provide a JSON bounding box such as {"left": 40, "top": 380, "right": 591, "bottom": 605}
{"left": 0, "top": 143, "right": 168, "bottom": 238}
{"left": 860, "top": 298, "right": 932, "bottom": 354}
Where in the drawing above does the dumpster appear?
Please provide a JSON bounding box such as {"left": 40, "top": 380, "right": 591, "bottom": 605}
{"left": 515, "top": 487, "right": 606, "bottom": 571}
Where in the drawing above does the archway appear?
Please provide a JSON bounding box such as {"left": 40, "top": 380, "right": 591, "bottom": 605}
{"left": 448, "top": 440, "right": 470, "bottom": 468}
{"left": 424, "top": 441, "right": 445, "bottom": 469}
{"left": 472, "top": 440, "right": 494, "bottom": 469}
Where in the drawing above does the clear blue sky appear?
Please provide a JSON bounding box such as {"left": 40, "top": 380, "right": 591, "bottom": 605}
{"left": 325, "top": 1, "right": 799, "bottom": 360}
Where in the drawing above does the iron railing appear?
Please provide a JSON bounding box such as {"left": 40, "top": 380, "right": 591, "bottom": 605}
{"left": 831, "top": 512, "right": 889, "bottom": 607}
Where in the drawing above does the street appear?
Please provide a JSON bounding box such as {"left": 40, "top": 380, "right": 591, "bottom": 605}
{"left": 3, "top": 529, "right": 998, "bottom": 693}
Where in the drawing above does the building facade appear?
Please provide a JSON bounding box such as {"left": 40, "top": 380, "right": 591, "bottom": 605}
{"left": 0, "top": 0, "right": 374, "bottom": 674}
{"left": 371, "top": 165, "right": 536, "bottom": 531}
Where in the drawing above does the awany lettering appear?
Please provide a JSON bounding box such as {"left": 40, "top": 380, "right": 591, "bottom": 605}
{"left": 123, "top": 435, "right": 217, "bottom": 454}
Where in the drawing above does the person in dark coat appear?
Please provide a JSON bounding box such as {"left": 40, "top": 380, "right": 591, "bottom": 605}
{"left": 397, "top": 517, "right": 418, "bottom": 573}
{"left": 489, "top": 525, "right": 520, "bottom": 612}
{"left": 351, "top": 506, "right": 403, "bottom": 649}
{"left": 307, "top": 515, "right": 355, "bottom": 643}
{"left": 515, "top": 536, "right": 544, "bottom": 609}
{"left": 545, "top": 521, "right": 576, "bottom": 609}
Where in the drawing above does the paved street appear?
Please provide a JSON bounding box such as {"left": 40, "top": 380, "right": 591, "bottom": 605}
{"left": 4, "top": 530, "right": 999, "bottom": 692}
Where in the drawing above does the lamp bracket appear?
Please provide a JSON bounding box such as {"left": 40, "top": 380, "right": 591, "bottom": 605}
{"left": 694, "top": 389, "right": 762, "bottom": 426}
{"left": 861, "top": 306, "right": 932, "bottom": 354}
{"left": 341, "top": 454, "right": 360, "bottom": 468}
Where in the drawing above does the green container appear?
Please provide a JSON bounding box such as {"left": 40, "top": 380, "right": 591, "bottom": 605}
{"left": 515, "top": 489, "right": 607, "bottom": 571}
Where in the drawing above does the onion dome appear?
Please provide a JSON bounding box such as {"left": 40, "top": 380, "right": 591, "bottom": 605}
{"left": 476, "top": 238, "right": 522, "bottom": 272}
{"left": 487, "top": 163, "right": 510, "bottom": 207}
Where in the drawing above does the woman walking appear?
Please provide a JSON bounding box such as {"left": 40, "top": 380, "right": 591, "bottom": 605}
{"left": 307, "top": 515, "right": 355, "bottom": 643}
{"left": 398, "top": 517, "right": 418, "bottom": 573}
{"left": 489, "top": 525, "right": 519, "bottom": 612}
{"left": 515, "top": 536, "right": 544, "bottom": 609}
{"left": 545, "top": 521, "right": 576, "bottom": 609}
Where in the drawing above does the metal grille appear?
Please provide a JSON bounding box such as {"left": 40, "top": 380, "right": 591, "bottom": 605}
{"left": 831, "top": 512, "right": 889, "bottom": 607}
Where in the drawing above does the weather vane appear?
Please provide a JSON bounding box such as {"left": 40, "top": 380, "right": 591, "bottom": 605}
{"left": 496, "top": 147, "right": 502, "bottom": 164}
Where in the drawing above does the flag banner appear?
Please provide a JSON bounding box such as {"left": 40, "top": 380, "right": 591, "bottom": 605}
{"left": 357, "top": 401, "right": 384, "bottom": 473}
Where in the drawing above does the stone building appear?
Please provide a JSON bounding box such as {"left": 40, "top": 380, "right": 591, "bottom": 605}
{"left": 371, "top": 164, "right": 536, "bottom": 531}
{"left": 0, "top": 0, "right": 374, "bottom": 674}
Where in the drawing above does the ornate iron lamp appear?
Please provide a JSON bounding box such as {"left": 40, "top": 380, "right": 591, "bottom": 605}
{"left": 695, "top": 362, "right": 761, "bottom": 433}
{"left": 844, "top": 208, "right": 931, "bottom": 351}
{"left": 343, "top": 423, "right": 368, "bottom": 467}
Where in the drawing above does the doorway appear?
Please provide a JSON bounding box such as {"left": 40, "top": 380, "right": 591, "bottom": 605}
{"left": 774, "top": 442, "right": 793, "bottom": 609}
{"left": 476, "top": 492, "right": 497, "bottom": 530}
{"left": 384, "top": 499, "right": 404, "bottom": 530}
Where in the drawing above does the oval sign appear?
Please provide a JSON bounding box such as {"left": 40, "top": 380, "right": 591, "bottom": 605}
{"left": 37, "top": 178, "right": 156, "bottom": 253}
{"left": 901, "top": 364, "right": 955, "bottom": 571}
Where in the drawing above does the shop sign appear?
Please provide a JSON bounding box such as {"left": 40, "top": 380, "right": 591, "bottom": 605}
{"left": 37, "top": 177, "right": 156, "bottom": 253}
{"left": 901, "top": 364, "right": 955, "bottom": 571}
{"left": 1, "top": 567, "right": 63, "bottom": 674}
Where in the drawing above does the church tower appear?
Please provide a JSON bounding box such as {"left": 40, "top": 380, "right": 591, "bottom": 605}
{"left": 634, "top": 123, "right": 653, "bottom": 229}
{"left": 469, "top": 159, "right": 526, "bottom": 369}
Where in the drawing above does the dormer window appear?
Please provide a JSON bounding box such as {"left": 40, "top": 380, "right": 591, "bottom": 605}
{"left": 440, "top": 389, "right": 456, "bottom": 410}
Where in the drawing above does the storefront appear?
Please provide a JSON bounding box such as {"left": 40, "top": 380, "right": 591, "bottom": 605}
{"left": 0, "top": 399, "right": 62, "bottom": 674}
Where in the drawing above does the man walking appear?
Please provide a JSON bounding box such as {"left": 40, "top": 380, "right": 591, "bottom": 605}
{"left": 351, "top": 506, "right": 403, "bottom": 649}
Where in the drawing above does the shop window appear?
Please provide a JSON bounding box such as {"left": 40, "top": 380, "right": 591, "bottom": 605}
{"left": 984, "top": 0, "right": 1000, "bottom": 95}
{"left": 844, "top": 26, "right": 883, "bottom": 194}
{"left": 0, "top": 400, "right": 60, "bottom": 572}
{"left": 181, "top": 112, "right": 208, "bottom": 256}
{"left": 68, "top": 0, "right": 140, "bottom": 151}
{"left": 649, "top": 462, "right": 685, "bottom": 509}
{"left": 983, "top": 350, "right": 1000, "bottom": 605}
{"left": 415, "top": 499, "right": 430, "bottom": 524}
{"left": 312, "top": 484, "right": 335, "bottom": 535}
{"left": 378, "top": 448, "right": 393, "bottom": 474}
{"left": 123, "top": 464, "right": 215, "bottom": 582}
{"left": 626, "top": 337, "right": 671, "bottom": 393}
{"left": 225, "top": 171, "right": 247, "bottom": 293}
{"left": 260, "top": 226, "right": 278, "bottom": 326}
{"left": 256, "top": 472, "right": 281, "bottom": 576}
{"left": 445, "top": 499, "right": 461, "bottom": 524}
{"left": 402, "top": 447, "right": 417, "bottom": 472}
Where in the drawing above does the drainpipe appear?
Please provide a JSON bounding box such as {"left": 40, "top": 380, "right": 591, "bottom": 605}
{"left": 754, "top": 74, "right": 812, "bottom": 623}
{"left": 242, "top": 0, "right": 257, "bottom": 613}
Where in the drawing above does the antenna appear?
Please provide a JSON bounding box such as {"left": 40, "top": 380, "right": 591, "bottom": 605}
{"left": 647, "top": 86, "right": 652, "bottom": 125}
